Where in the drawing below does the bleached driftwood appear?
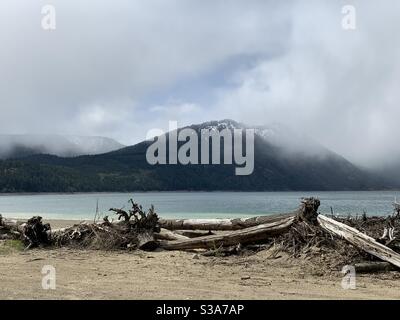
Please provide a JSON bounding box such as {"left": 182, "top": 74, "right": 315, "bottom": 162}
{"left": 160, "top": 216, "right": 295, "bottom": 250}
{"left": 0, "top": 216, "right": 25, "bottom": 233}
{"left": 174, "top": 230, "right": 215, "bottom": 238}
{"left": 159, "top": 213, "right": 296, "bottom": 231}
{"left": 154, "top": 228, "right": 189, "bottom": 241}
{"left": 317, "top": 214, "right": 400, "bottom": 268}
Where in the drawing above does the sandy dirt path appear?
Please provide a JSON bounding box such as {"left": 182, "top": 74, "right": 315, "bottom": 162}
{"left": 1, "top": 247, "right": 400, "bottom": 300}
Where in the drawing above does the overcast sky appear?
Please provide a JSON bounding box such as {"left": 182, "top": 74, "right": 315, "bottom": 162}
{"left": 0, "top": 0, "right": 399, "bottom": 168}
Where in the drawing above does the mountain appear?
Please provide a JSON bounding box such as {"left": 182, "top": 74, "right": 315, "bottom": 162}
{"left": 0, "top": 120, "right": 389, "bottom": 192}
{"left": 0, "top": 134, "right": 125, "bottom": 159}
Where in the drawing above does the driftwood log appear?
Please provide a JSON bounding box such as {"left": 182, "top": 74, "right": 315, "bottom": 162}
{"left": 0, "top": 216, "right": 24, "bottom": 234}
{"left": 160, "top": 216, "right": 295, "bottom": 250}
{"left": 354, "top": 262, "right": 399, "bottom": 273}
{"left": 174, "top": 230, "right": 215, "bottom": 238}
{"left": 154, "top": 228, "right": 189, "bottom": 241}
{"left": 0, "top": 216, "right": 23, "bottom": 240}
{"left": 317, "top": 214, "right": 400, "bottom": 268}
{"left": 159, "top": 213, "right": 296, "bottom": 231}
{"left": 159, "top": 197, "right": 320, "bottom": 250}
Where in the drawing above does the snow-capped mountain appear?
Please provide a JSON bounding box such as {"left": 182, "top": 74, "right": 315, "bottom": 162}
{"left": 0, "top": 134, "right": 124, "bottom": 159}
{"left": 191, "top": 119, "right": 331, "bottom": 158}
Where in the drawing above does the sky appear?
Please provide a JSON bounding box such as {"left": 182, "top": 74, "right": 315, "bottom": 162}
{"left": 0, "top": 0, "right": 399, "bottom": 169}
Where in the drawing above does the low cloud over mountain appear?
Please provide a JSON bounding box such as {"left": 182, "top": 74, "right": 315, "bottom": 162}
{"left": 0, "top": 135, "right": 124, "bottom": 159}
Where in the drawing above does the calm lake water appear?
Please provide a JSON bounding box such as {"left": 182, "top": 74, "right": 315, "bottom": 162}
{"left": 0, "top": 191, "right": 399, "bottom": 220}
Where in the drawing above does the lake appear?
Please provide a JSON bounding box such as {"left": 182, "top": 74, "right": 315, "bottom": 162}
{"left": 0, "top": 191, "right": 399, "bottom": 220}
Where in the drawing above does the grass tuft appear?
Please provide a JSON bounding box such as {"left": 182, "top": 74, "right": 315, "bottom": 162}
{"left": 0, "top": 239, "right": 25, "bottom": 254}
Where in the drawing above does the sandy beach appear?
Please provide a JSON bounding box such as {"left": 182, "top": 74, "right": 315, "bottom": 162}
{"left": 0, "top": 219, "right": 399, "bottom": 300}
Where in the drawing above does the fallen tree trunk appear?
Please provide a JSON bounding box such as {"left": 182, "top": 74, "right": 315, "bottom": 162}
{"left": 159, "top": 213, "right": 296, "bottom": 231}
{"left": 0, "top": 215, "right": 25, "bottom": 234}
{"left": 174, "top": 230, "right": 215, "bottom": 238}
{"left": 154, "top": 228, "right": 189, "bottom": 241}
{"left": 317, "top": 214, "right": 400, "bottom": 268}
{"left": 160, "top": 216, "right": 295, "bottom": 250}
{"left": 354, "top": 262, "right": 399, "bottom": 273}
{"left": 136, "top": 230, "right": 159, "bottom": 251}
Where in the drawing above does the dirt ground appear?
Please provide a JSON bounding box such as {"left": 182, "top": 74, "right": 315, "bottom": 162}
{"left": 1, "top": 219, "right": 400, "bottom": 300}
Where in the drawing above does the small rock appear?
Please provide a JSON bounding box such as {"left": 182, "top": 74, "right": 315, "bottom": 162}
{"left": 192, "top": 254, "right": 200, "bottom": 260}
{"left": 241, "top": 276, "right": 251, "bottom": 280}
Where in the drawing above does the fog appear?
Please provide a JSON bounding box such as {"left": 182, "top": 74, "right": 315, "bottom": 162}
{"left": 0, "top": 0, "right": 399, "bottom": 169}
{"left": 0, "top": 134, "right": 124, "bottom": 158}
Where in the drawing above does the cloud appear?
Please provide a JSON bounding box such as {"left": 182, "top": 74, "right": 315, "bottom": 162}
{"left": 0, "top": 0, "right": 290, "bottom": 140}
{"left": 207, "top": 0, "right": 400, "bottom": 168}
{"left": 0, "top": 0, "right": 399, "bottom": 169}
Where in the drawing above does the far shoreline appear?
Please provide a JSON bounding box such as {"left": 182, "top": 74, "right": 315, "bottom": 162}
{"left": 1, "top": 189, "right": 400, "bottom": 197}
